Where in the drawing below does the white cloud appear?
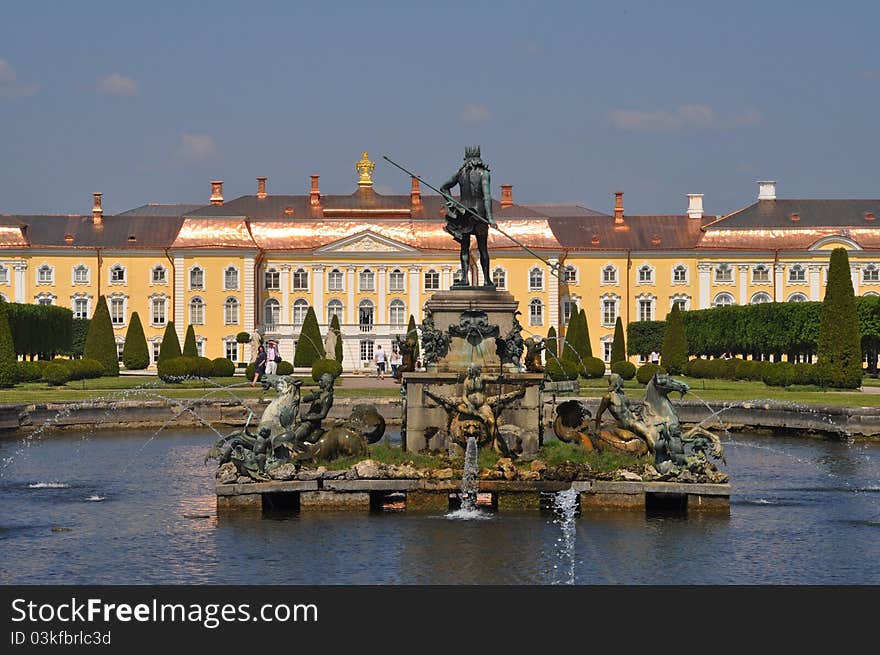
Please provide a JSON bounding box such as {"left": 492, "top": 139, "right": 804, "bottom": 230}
{"left": 97, "top": 73, "right": 138, "bottom": 96}
{"left": 172, "top": 132, "right": 219, "bottom": 164}
{"left": 459, "top": 103, "right": 493, "bottom": 125}
{"left": 609, "top": 104, "right": 763, "bottom": 132}
{"left": 0, "top": 59, "right": 38, "bottom": 98}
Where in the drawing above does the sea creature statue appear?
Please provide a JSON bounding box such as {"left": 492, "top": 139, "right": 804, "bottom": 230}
{"left": 523, "top": 336, "right": 545, "bottom": 373}
{"left": 421, "top": 310, "right": 450, "bottom": 365}
{"left": 447, "top": 309, "right": 498, "bottom": 349}
{"left": 496, "top": 312, "right": 525, "bottom": 370}
{"left": 425, "top": 364, "right": 525, "bottom": 458}
{"left": 296, "top": 404, "right": 385, "bottom": 463}
{"left": 394, "top": 333, "right": 416, "bottom": 381}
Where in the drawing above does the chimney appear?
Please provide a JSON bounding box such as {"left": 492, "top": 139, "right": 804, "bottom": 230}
{"left": 210, "top": 180, "right": 224, "bottom": 205}
{"left": 256, "top": 176, "right": 267, "bottom": 199}
{"left": 500, "top": 184, "right": 514, "bottom": 208}
{"left": 410, "top": 176, "right": 421, "bottom": 207}
{"left": 92, "top": 192, "right": 103, "bottom": 226}
{"left": 309, "top": 175, "right": 321, "bottom": 206}
{"left": 613, "top": 191, "right": 624, "bottom": 225}
{"left": 686, "top": 193, "right": 704, "bottom": 219}
{"left": 758, "top": 180, "right": 776, "bottom": 201}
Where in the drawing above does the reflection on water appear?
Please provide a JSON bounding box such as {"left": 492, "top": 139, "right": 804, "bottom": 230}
{"left": 0, "top": 429, "right": 878, "bottom": 584}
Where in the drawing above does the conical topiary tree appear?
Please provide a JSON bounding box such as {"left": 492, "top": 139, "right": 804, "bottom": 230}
{"left": 611, "top": 316, "right": 626, "bottom": 365}
{"left": 159, "top": 321, "right": 182, "bottom": 362}
{"left": 294, "top": 306, "right": 326, "bottom": 368}
{"left": 546, "top": 325, "right": 558, "bottom": 359}
{"left": 182, "top": 324, "right": 198, "bottom": 357}
{"left": 121, "top": 311, "right": 149, "bottom": 370}
{"left": 83, "top": 295, "right": 119, "bottom": 376}
{"left": 329, "top": 313, "right": 343, "bottom": 363}
{"left": 817, "top": 248, "right": 862, "bottom": 388}
{"left": 407, "top": 314, "right": 420, "bottom": 362}
{"left": 660, "top": 305, "right": 688, "bottom": 374}
{"left": 564, "top": 306, "right": 592, "bottom": 361}
{"left": 0, "top": 300, "right": 17, "bottom": 387}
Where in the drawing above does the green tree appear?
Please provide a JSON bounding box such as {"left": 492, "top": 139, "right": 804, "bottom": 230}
{"left": 563, "top": 306, "right": 592, "bottom": 362}
{"left": 660, "top": 304, "right": 689, "bottom": 374}
{"left": 0, "top": 301, "right": 17, "bottom": 387}
{"left": 158, "top": 322, "right": 182, "bottom": 362}
{"left": 610, "top": 317, "right": 626, "bottom": 364}
{"left": 83, "top": 295, "right": 119, "bottom": 376}
{"left": 546, "top": 326, "right": 558, "bottom": 359}
{"left": 407, "top": 314, "right": 420, "bottom": 362}
{"left": 816, "top": 248, "right": 862, "bottom": 388}
{"left": 294, "top": 306, "right": 326, "bottom": 368}
{"left": 182, "top": 325, "right": 198, "bottom": 357}
{"left": 121, "top": 312, "right": 150, "bottom": 370}
{"left": 329, "top": 313, "right": 344, "bottom": 363}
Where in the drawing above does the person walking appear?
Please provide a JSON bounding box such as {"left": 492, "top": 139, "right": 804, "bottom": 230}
{"left": 251, "top": 345, "right": 267, "bottom": 387}
{"left": 374, "top": 344, "right": 387, "bottom": 380}
{"left": 390, "top": 346, "right": 402, "bottom": 380}
{"left": 649, "top": 350, "right": 660, "bottom": 366}
{"left": 265, "top": 340, "right": 279, "bottom": 376}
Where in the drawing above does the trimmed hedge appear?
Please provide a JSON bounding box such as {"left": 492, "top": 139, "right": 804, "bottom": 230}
{"left": 159, "top": 322, "right": 181, "bottom": 362}
{"left": 294, "top": 306, "right": 326, "bottom": 368}
{"left": 122, "top": 312, "right": 150, "bottom": 370}
{"left": 816, "top": 248, "right": 862, "bottom": 388}
{"left": 277, "top": 360, "right": 294, "bottom": 375}
{"left": 545, "top": 356, "right": 580, "bottom": 382}
{"left": 236, "top": 332, "right": 251, "bottom": 344}
{"left": 312, "top": 358, "right": 342, "bottom": 382}
{"left": 660, "top": 305, "right": 688, "bottom": 374}
{"left": 610, "top": 317, "right": 626, "bottom": 364}
{"left": 5, "top": 303, "right": 73, "bottom": 359}
{"left": 582, "top": 356, "right": 606, "bottom": 379}
{"left": 611, "top": 360, "right": 636, "bottom": 380}
{"left": 211, "top": 357, "right": 235, "bottom": 377}
{"left": 182, "top": 325, "right": 198, "bottom": 358}
{"left": 83, "top": 296, "right": 119, "bottom": 376}
{"left": 16, "top": 361, "right": 43, "bottom": 382}
{"left": 43, "top": 361, "right": 71, "bottom": 386}
{"left": 0, "top": 300, "right": 16, "bottom": 388}
{"left": 636, "top": 363, "right": 666, "bottom": 385}
{"left": 762, "top": 361, "right": 797, "bottom": 387}
{"left": 330, "top": 314, "right": 344, "bottom": 363}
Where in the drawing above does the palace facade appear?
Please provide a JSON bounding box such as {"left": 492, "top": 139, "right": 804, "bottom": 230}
{"left": 1, "top": 154, "right": 879, "bottom": 369}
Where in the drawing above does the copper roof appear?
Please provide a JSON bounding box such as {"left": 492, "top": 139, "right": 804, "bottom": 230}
{"left": 550, "top": 215, "right": 712, "bottom": 251}
{"left": 0, "top": 214, "right": 184, "bottom": 249}
{"left": 697, "top": 227, "right": 880, "bottom": 251}
{"left": 172, "top": 218, "right": 257, "bottom": 249}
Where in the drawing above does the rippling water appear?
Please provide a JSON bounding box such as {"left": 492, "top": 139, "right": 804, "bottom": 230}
{"left": 0, "top": 428, "right": 878, "bottom": 584}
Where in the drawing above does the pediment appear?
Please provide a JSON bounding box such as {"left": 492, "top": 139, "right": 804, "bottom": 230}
{"left": 315, "top": 230, "right": 417, "bottom": 254}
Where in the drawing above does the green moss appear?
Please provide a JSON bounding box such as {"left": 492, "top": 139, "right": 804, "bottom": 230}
{"left": 537, "top": 439, "right": 648, "bottom": 472}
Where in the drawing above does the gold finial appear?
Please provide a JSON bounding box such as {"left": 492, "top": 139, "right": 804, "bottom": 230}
{"left": 356, "top": 151, "right": 375, "bottom": 187}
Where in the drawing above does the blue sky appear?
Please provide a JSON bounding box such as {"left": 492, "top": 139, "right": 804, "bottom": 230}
{"left": 1, "top": 0, "right": 878, "bottom": 216}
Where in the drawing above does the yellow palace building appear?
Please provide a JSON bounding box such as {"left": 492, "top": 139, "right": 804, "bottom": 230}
{"left": 1, "top": 153, "right": 879, "bottom": 370}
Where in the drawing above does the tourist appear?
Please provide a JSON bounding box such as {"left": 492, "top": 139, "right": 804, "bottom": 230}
{"left": 375, "top": 344, "right": 387, "bottom": 380}
{"left": 650, "top": 350, "right": 660, "bottom": 365}
{"left": 252, "top": 345, "right": 267, "bottom": 387}
{"left": 390, "top": 346, "right": 402, "bottom": 379}
{"left": 265, "top": 340, "right": 279, "bottom": 376}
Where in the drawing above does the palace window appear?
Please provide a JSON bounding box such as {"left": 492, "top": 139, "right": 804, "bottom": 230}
{"left": 715, "top": 264, "right": 733, "bottom": 283}
{"left": 189, "top": 297, "right": 205, "bottom": 325}
{"left": 638, "top": 297, "right": 654, "bottom": 322}
{"left": 389, "top": 269, "right": 405, "bottom": 292}
{"left": 37, "top": 264, "right": 54, "bottom": 285}
{"left": 225, "top": 340, "right": 238, "bottom": 362}
{"left": 292, "top": 268, "right": 309, "bottom": 291}
{"left": 73, "top": 265, "right": 90, "bottom": 284}
{"left": 389, "top": 299, "right": 406, "bottom": 328}
{"left": 196, "top": 340, "right": 205, "bottom": 357}
{"left": 151, "top": 340, "right": 161, "bottom": 363}
{"left": 110, "top": 264, "right": 126, "bottom": 284}
{"left": 116, "top": 339, "right": 125, "bottom": 362}
{"left": 602, "top": 339, "right": 614, "bottom": 364}
{"left": 492, "top": 267, "right": 506, "bottom": 289}
{"left": 151, "top": 265, "right": 167, "bottom": 284}
{"left": 864, "top": 264, "right": 879, "bottom": 283}
{"left": 424, "top": 269, "right": 440, "bottom": 290}
{"left": 264, "top": 298, "right": 281, "bottom": 327}
{"left": 671, "top": 295, "right": 689, "bottom": 312}
{"left": 753, "top": 264, "right": 770, "bottom": 283}
{"left": 529, "top": 298, "right": 544, "bottom": 326}
{"left": 264, "top": 268, "right": 280, "bottom": 291}
{"left": 452, "top": 269, "right": 464, "bottom": 285}
{"left": 358, "top": 299, "right": 374, "bottom": 332}
{"left": 292, "top": 299, "right": 309, "bottom": 326}
{"left": 224, "top": 266, "right": 239, "bottom": 290}
{"left": 224, "top": 297, "right": 239, "bottom": 325}
{"left": 110, "top": 297, "right": 125, "bottom": 325}
{"left": 672, "top": 265, "right": 688, "bottom": 284}
{"left": 788, "top": 264, "right": 806, "bottom": 283}
{"left": 328, "top": 268, "right": 344, "bottom": 291}
{"left": 151, "top": 297, "right": 166, "bottom": 326}
{"left": 37, "top": 295, "right": 54, "bottom": 306}
{"left": 562, "top": 300, "right": 577, "bottom": 325}
{"left": 602, "top": 264, "right": 617, "bottom": 284}
{"left": 189, "top": 266, "right": 205, "bottom": 290}
{"left": 713, "top": 292, "right": 735, "bottom": 307}
{"left": 359, "top": 269, "right": 375, "bottom": 292}
{"left": 360, "top": 340, "right": 374, "bottom": 363}
{"left": 637, "top": 264, "right": 654, "bottom": 284}
{"left": 788, "top": 293, "right": 808, "bottom": 303}
{"left": 751, "top": 292, "right": 771, "bottom": 305}
{"left": 529, "top": 267, "right": 544, "bottom": 291}
{"left": 0, "top": 266, "right": 7, "bottom": 285}
{"left": 328, "top": 299, "right": 344, "bottom": 322}
{"left": 73, "top": 297, "right": 89, "bottom": 320}
{"left": 602, "top": 297, "right": 617, "bottom": 326}
{"left": 563, "top": 265, "right": 577, "bottom": 284}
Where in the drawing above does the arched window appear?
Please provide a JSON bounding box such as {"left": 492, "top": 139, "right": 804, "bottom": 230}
{"left": 787, "top": 293, "right": 808, "bottom": 303}
{"left": 151, "top": 265, "right": 167, "bottom": 284}
{"left": 714, "top": 292, "right": 735, "bottom": 307}
{"left": 37, "top": 264, "right": 54, "bottom": 285}
{"left": 73, "top": 264, "right": 89, "bottom": 284}
{"left": 224, "top": 266, "right": 239, "bottom": 290}
{"left": 328, "top": 268, "right": 344, "bottom": 291}
{"left": 359, "top": 268, "right": 375, "bottom": 292}
{"left": 788, "top": 264, "right": 806, "bottom": 283}
{"left": 189, "top": 297, "right": 205, "bottom": 325}
{"left": 189, "top": 266, "right": 204, "bottom": 290}
{"left": 750, "top": 292, "right": 771, "bottom": 304}
{"left": 224, "top": 297, "right": 239, "bottom": 325}
{"left": 602, "top": 264, "right": 617, "bottom": 284}
{"left": 109, "top": 264, "right": 126, "bottom": 284}
{"left": 264, "top": 268, "right": 280, "bottom": 291}
{"left": 529, "top": 298, "right": 544, "bottom": 326}
{"left": 670, "top": 294, "right": 690, "bottom": 312}
{"left": 637, "top": 295, "right": 655, "bottom": 321}
{"left": 715, "top": 264, "right": 732, "bottom": 283}
{"left": 109, "top": 295, "right": 126, "bottom": 325}
{"left": 292, "top": 267, "right": 309, "bottom": 290}
{"left": 637, "top": 264, "right": 654, "bottom": 284}
{"left": 389, "top": 269, "right": 405, "bottom": 292}
{"left": 601, "top": 294, "right": 619, "bottom": 326}
{"left": 529, "top": 267, "right": 544, "bottom": 291}
{"left": 863, "top": 264, "right": 879, "bottom": 283}
{"left": 672, "top": 264, "right": 688, "bottom": 284}
{"left": 292, "top": 299, "right": 309, "bottom": 325}
{"left": 389, "top": 299, "right": 406, "bottom": 327}
{"left": 150, "top": 296, "right": 167, "bottom": 326}
{"left": 0, "top": 266, "right": 8, "bottom": 285}
{"left": 563, "top": 265, "right": 577, "bottom": 284}
{"left": 492, "top": 267, "right": 506, "bottom": 289}
{"left": 424, "top": 269, "right": 439, "bottom": 290}
{"left": 264, "top": 298, "right": 281, "bottom": 327}
{"left": 72, "top": 296, "right": 90, "bottom": 320}
{"left": 36, "top": 293, "right": 55, "bottom": 306}
{"left": 358, "top": 299, "right": 374, "bottom": 332}
{"left": 562, "top": 298, "right": 577, "bottom": 325}
{"left": 753, "top": 264, "right": 770, "bottom": 283}
{"left": 327, "top": 299, "right": 344, "bottom": 322}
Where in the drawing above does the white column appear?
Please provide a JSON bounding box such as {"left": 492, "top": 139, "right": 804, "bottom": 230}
{"left": 738, "top": 264, "right": 749, "bottom": 305}
{"left": 548, "top": 257, "right": 560, "bottom": 334}
{"left": 312, "top": 264, "right": 325, "bottom": 324}
{"left": 244, "top": 255, "right": 255, "bottom": 332}
{"left": 377, "top": 266, "right": 387, "bottom": 325}
{"left": 13, "top": 261, "right": 26, "bottom": 303}
{"left": 851, "top": 263, "right": 860, "bottom": 295}
{"left": 173, "top": 256, "right": 185, "bottom": 342}
{"left": 346, "top": 266, "right": 356, "bottom": 325}
{"left": 697, "top": 263, "right": 711, "bottom": 309}
{"left": 408, "top": 265, "right": 421, "bottom": 321}
{"left": 280, "top": 264, "right": 290, "bottom": 324}
{"left": 809, "top": 264, "right": 821, "bottom": 301}
{"left": 441, "top": 265, "right": 451, "bottom": 290}
{"left": 774, "top": 263, "right": 785, "bottom": 302}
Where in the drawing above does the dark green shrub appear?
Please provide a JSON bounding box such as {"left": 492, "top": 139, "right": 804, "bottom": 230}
{"left": 16, "top": 361, "right": 42, "bottom": 382}
{"left": 5, "top": 303, "right": 73, "bottom": 360}
{"left": 294, "top": 306, "right": 326, "bottom": 368}
{"left": 235, "top": 332, "right": 251, "bottom": 344}
{"left": 68, "top": 358, "right": 104, "bottom": 381}
{"left": 661, "top": 305, "right": 688, "bottom": 375}
{"left": 636, "top": 363, "right": 666, "bottom": 385}
{"left": 193, "top": 356, "right": 213, "bottom": 378}
{"left": 277, "top": 360, "right": 294, "bottom": 375}
{"left": 611, "top": 360, "right": 636, "bottom": 380}
{"left": 793, "top": 362, "right": 816, "bottom": 386}
{"left": 83, "top": 296, "right": 119, "bottom": 376}
{"left": 157, "top": 357, "right": 188, "bottom": 382}
{"left": 762, "top": 361, "right": 797, "bottom": 387}
{"left": 545, "top": 356, "right": 580, "bottom": 382}
{"left": 546, "top": 326, "right": 558, "bottom": 359}
{"left": 43, "top": 361, "right": 71, "bottom": 386}
{"left": 610, "top": 317, "right": 626, "bottom": 364}
{"left": 312, "top": 358, "right": 342, "bottom": 382}
{"left": 627, "top": 320, "right": 665, "bottom": 358}
{"left": 159, "top": 322, "right": 182, "bottom": 362}
{"left": 582, "top": 356, "right": 606, "bottom": 379}
{"left": 0, "top": 300, "right": 16, "bottom": 388}
{"left": 565, "top": 307, "right": 592, "bottom": 364}
{"left": 817, "top": 248, "right": 863, "bottom": 388}
{"left": 330, "top": 314, "right": 344, "bottom": 363}
{"left": 121, "top": 312, "right": 150, "bottom": 370}
{"left": 69, "top": 318, "right": 89, "bottom": 358}
{"left": 182, "top": 325, "right": 198, "bottom": 358}
{"left": 211, "top": 357, "right": 235, "bottom": 377}
{"left": 245, "top": 362, "right": 256, "bottom": 380}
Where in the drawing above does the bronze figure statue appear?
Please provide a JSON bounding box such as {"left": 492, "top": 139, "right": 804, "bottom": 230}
{"left": 524, "top": 336, "right": 545, "bottom": 373}
{"left": 421, "top": 310, "right": 450, "bottom": 365}
{"left": 496, "top": 311, "right": 525, "bottom": 369}
{"left": 439, "top": 146, "right": 495, "bottom": 287}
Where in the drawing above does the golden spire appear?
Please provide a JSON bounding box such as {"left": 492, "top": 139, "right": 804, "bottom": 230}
{"left": 356, "top": 151, "right": 375, "bottom": 187}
